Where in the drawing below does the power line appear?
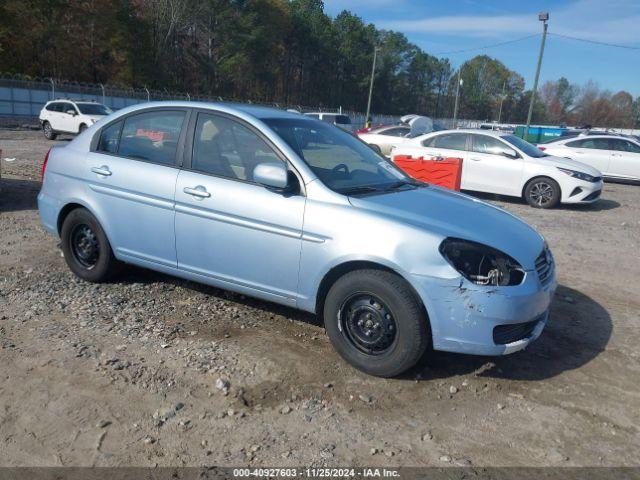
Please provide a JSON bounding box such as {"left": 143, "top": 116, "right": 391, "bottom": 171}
{"left": 434, "top": 33, "right": 540, "bottom": 55}
{"left": 548, "top": 32, "right": 640, "bottom": 51}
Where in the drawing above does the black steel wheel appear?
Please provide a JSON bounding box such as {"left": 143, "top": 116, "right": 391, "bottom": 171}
{"left": 524, "top": 177, "right": 560, "bottom": 209}
{"left": 60, "top": 208, "right": 121, "bottom": 282}
{"left": 340, "top": 293, "right": 397, "bottom": 355}
{"left": 70, "top": 224, "right": 100, "bottom": 269}
{"left": 324, "top": 269, "right": 429, "bottom": 377}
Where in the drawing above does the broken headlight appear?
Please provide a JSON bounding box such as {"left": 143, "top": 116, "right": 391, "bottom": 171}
{"left": 439, "top": 238, "right": 525, "bottom": 286}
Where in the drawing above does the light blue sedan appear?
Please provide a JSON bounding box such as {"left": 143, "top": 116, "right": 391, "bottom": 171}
{"left": 38, "top": 102, "right": 557, "bottom": 377}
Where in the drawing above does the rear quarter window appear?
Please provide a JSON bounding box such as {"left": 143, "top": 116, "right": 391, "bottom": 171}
{"left": 97, "top": 121, "right": 123, "bottom": 154}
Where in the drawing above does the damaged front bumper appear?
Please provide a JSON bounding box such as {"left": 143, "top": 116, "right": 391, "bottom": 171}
{"left": 412, "top": 269, "right": 557, "bottom": 356}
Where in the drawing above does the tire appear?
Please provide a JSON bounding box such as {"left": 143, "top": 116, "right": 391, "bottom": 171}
{"left": 524, "top": 176, "right": 561, "bottom": 209}
{"left": 60, "top": 208, "right": 121, "bottom": 282}
{"left": 43, "top": 121, "right": 57, "bottom": 140}
{"left": 369, "top": 144, "right": 382, "bottom": 155}
{"left": 78, "top": 124, "right": 88, "bottom": 133}
{"left": 323, "top": 269, "right": 429, "bottom": 377}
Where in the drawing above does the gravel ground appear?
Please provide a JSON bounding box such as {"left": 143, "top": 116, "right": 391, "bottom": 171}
{"left": 1, "top": 129, "right": 639, "bottom": 467}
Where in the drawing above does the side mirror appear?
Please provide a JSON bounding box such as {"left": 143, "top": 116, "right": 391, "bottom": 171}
{"left": 502, "top": 148, "right": 519, "bottom": 159}
{"left": 253, "top": 162, "right": 288, "bottom": 190}
{"left": 66, "top": 109, "right": 77, "bottom": 116}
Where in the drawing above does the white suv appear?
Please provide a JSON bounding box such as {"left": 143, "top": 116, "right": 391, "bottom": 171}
{"left": 39, "top": 100, "right": 112, "bottom": 140}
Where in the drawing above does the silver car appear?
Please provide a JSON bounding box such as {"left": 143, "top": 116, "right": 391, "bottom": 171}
{"left": 38, "top": 102, "right": 557, "bottom": 377}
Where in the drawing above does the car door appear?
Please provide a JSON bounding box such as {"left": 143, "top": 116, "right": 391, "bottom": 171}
{"left": 47, "top": 102, "right": 65, "bottom": 131}
{"left": 58, "top": 102, "right": 78, "bottom": 132}
{"left": 464, "top": 134, "right": 524, "bottom": 195}
{"left": 610, "top": 138, "right": 640, "bottom": 180}
{"left": 86, "top": 108, "right": 188, "bottom": 267}
{"left": 174, "top": 111, "right": 305, "bottom": 305}
{"left": 562, "top": 138, "right": 612, "bottom": 174}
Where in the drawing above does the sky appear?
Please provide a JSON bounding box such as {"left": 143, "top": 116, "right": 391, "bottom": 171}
{"left": 322, "top": 0, "right": 640, "bottom": 97}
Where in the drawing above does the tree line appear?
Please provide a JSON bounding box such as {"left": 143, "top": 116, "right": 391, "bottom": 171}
{"left": 0, "top": 0, "right": 638, "bottom": 127}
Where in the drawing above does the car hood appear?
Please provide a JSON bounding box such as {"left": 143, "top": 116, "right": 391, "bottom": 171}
{"left": 533, "top": 154, "right": 602, "bottom": 176}
{"left": 349, "top": 186, "right": 545, "bottom": 269}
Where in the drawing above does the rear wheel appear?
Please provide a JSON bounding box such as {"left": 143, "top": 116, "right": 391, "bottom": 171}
{"left": 60, "top": 208, "right": 121, "bottom": 282}
{"left": 524, "top": 176, "right": 561, "bottom": 209}
{"left": 323, "top": 269, "right": 429, "bottom": 377}
{"left": 43, "top": 121, "right": 57, "bottom": 140}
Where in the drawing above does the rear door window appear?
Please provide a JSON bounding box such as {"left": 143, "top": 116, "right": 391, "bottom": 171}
{"left": 381, "top": 127, "right": 409, "bottom": 137}
{"left": 118, "top": 110, "right": 186, "bottom": 166}
{"left": 566, "top": 138, "right": 610, "bottom": 150}
{"left": 431, "top": 133, "right": 468, "bottom": 151}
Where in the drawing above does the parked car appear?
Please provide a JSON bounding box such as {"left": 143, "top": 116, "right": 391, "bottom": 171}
{"left": 539, "top": 135, "right": 640, "bottom": 182}
{"left": 391, "top": 129, "right": 603, "bottom": 208}
{"left": 39, "top": 100, "right": 112, "bottom": 140}
{"left": 303, "top": 112, "right": 353, "bottom": 132}
{"left": 38, "top": 102, "right": 556, "bottom": 377}
{"left": 357, "top": 124, "right": 411, "bottom": 156}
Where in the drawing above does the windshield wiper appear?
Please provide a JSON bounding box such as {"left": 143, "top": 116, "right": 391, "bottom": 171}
{"left": 383, "top": 180, "right": 425, "bottom": 191}
{"left": 338, "top": 185, "right": 381, "bottom": 196}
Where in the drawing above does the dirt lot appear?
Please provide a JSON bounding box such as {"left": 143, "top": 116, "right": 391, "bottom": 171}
{"left": 1, "top": 129, "right": 639, "bottom": 467}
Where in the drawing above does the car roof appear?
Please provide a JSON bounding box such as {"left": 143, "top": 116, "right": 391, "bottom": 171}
{"left": 560, "top": 135, "right": 636, "bottom": 142}
{"left": 424, "top": 128, "right": 511, "bottom": 138}
{"left": 109, "top": 101, "right": 312, "bottom": 122}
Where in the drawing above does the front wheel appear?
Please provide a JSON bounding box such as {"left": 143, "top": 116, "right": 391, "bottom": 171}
{"left": 524, "top": 176, "right": 561, "bottom": 209}
{"left": 60, "top": 208, "right": 122, "bottom": 282}
{"left": 43, "top": 121, "right": 57, "bottom": 140}
{"left": 323, "top": 269, "right": 429, "bottom": 377}
{"left": 78, "top": 124, "right": 88, "bottom": 133}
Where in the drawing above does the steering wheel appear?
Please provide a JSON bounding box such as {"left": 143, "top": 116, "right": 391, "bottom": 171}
{"left": 331, "top": 163, "right": 350, "bottom": 176}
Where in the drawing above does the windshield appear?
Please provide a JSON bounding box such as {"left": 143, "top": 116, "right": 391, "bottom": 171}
{"left": 264, "top": 118, "right": 412, "bottom": 194}
{"left": 502, "top": 134, "right": 548, "bottom": 158}
{"left": 76, "top": 103, "right": 111, "bottom": 115}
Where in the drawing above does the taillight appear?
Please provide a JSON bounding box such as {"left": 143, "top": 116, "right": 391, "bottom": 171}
{"left": 538, "top": 146, "right": 546, "bottom": 151}
{"left": 41, "top": 148, "right": 51, "bottom": 181}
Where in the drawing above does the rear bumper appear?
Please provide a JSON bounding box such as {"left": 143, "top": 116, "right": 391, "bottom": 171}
{"left": 37, "top": 191, "right": 61, "bottom": 237}
{"left": 411, "top": 269, "right": 557, "bottom": 356}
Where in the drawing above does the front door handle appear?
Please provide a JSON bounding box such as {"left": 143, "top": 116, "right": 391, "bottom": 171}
{"left": 183, "top": 185, "right": 211, "bottom": 198}
{"left": 470, "top": 157, "right": 482, "bottom": 161}
{"left": 91, "top": 165, "right": 112, "bottom": 176}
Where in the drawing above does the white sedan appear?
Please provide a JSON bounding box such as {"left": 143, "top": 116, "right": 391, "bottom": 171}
{"left": 539, "top": 135, "right": 640, "bottom": 182}
{"left": 391, "top": 129, "right": 603, "bottom": 208}
{"left": 358, "top": 124, "right": 411, "bottom": 156}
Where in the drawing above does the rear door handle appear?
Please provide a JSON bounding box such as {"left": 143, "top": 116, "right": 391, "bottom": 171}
{"left": 91, "top": 165, "right": 112, "bottom": 176}
{"left": 470, "top": 157, "right": 482, "bottom": 161}
{"left": 183, "top": 185, "right": 211, "bottom": 198}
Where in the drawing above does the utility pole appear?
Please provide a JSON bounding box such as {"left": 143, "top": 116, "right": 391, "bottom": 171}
{"left": 497, "top": 80, "right": 506, "bottom": 123}
{"left": 453, "top": 68, "right": 462, "bottom": 128}
{"left": 365, "top": 45, "right": 380, "bottom": 128}
{"left": 524, "top": 12, "right": 549, "bottom": 141}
